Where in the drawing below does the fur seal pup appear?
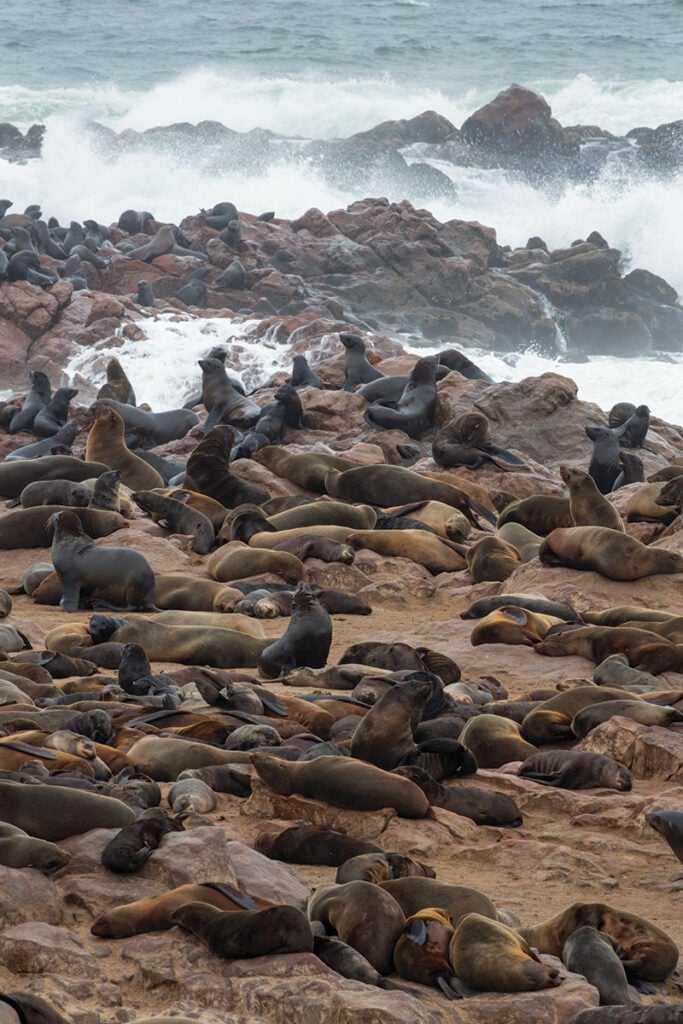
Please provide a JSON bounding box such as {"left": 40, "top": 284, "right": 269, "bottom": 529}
{"left": 519, "top": 751, "right": 632, "bottom": 791}
{"left": 85, "top": 405, "right": 163, "bottom": 490}
{"left": 291, "top": 354, "right": 322, "bottom": 389}
{"left": 347, "top": 529, "right": 466, "bottom": 573}
{"left": 433, "top": 412, "right": 524, "bottom": 470}
{"left": 645, "top": 811, "right": 683, "bottom": 867}
{"left": 0, "top": 821, "right": 70, "bottom": 872}
{"left": 459, "top": 715, "right": 536, "bottom": 767}
{"left": 87, "top": 615, "right": 269, "bottom": 669}
{"left": 340, "top": 334, "right": 384, "bottom": 391}
{"left": 562, "top": 925, "right": 636, "bottom": 1005}
{"left": 89, "top": 883, "right": 266, "bottom": 938}
{"left": 8, "top": 371, "right": 51, "bottom": 434}
{"left": 97, "top": 358, "right": 136, "bottom": 405}
{"left": 0, "top": 779, "right": 134, "bottom": 840}
{"left": 540, "top": 526, "right": 683, "bottom": 580}
{"left": 325, "top": 465, "right": 494, "bottom": 527}
{"left": 172, "top": 902, "right": 313, "bottom": 957}
{"left": 101, "top": 808, "right": 183, "bottom": 872}
{"left": 184, "top": 426, "right": 268, "bottom": 506}
{"left": 50, "top": 511, "right": 156, "bottom": 612}
{"left": 307, "top": 881, "right": 404, "bottom": 973}
{"left": 132, "top": 491, "right": 214, "bottom": 554}
{"left": 364, "top": 356, "right": 437, "bottom": 438}
{"left": 251, "top": 753, "right": 429, "bottom": 817}
{"left": 0, "top": 456, "right": 109, "bottom": 498}
{"left": 0, "top": 505, "right": 126, "bottom": 549}
{"left": 16, "top": 480, "right": 91, "bottom": 509}
{"left": 518, "top": 903, "right": 678, "bottom": 982}
{"left": 467, "top": 536, "right": 522, "bottom": 582}
{"left": 613, "top": 451, "right": 645, "bottom": 491}
{"left": 313, "top": 933, "right": 421, "bottom": 995}
{"left": 88, "top": 470, "right": 123, "bottom": 513}
{"left": 255, "top": 823, "right": 382, "bottom": 866}
{"left": 380, "top": 877, "right": 497, "bottom": 923}
{"left": 616, "top": 405, "right": 650, "bottom": 449}
{"left": 258, "top": 583, "right": 332, "bottom": 678}
{"left": 561, "top": 465, "right": 624, "bottom": 531}
{"left": 350, "top": 677, "right": 433, "bottom": 770}
{"left": 208, "top": 544, "right": 305, "bottom": 585}
{"left": 451, "top": 913, "right": 561, "bottom": 992}
{"left": 168, "top": 778, "right": 217, "bottom": 814}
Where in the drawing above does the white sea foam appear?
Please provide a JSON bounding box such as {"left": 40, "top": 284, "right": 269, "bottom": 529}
{"left": 62, "top": 314, "right": 683, "bottom": 427}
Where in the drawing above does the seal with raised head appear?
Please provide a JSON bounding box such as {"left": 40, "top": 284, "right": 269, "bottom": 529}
{"left": 32, "top": 387, "right": 79, "bottom": 438}
{"left": 85, "top": 404, "right": 164, "bottom": 490}
{"left": 586, "top": 426, "right": 622, "bottom": 494}
{"left": 364, "top": 356, "right": 437, "bottom": 438}
{"left": 562, "top": 925, "right": 635, "bottom": 1006}
{"left": 50, "top": 510, "right": 156, "bottom": 613}
{"left": 349, "top": 676, "right": 433, "bottom": 770}
{"left": 172, "top": 902, "right": 313, "bottom": 958}
{"left": 258, "top": 582, "right": 332, "bottom": 678}
{"left": 251, "top": 753, "right": 429, "bottom": 817}
{"left": 539, "top": 526, "right": 683, "bottom": 580}
{"left": 96, "top": 357, "right": 136, "bottom": 405}
{"left": 198, "top": 357, "right": 261, "bottom": 428}
{"left": 340, "top": 334, "right": 384, "bottom": 391}
{"left": 307, "top": 881, "right": 404, "bottom": 974}
{"left": 184, "top": 426, "right": 268, "bottom": 506}
{"left": 132, "top": 491, "right": 214, "bottom": 554}
{"left": 645, "top": 811, "right": 683, "bottom": 868}
{"left": 561, "top": 465, "right": 624, "bottom": 531}
{"left": 8, "top": 370, "right": 51, "bottom": 434}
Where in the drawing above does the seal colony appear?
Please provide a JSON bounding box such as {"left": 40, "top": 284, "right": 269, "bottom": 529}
{"left": 0, "top": 204, "right": 682, "bottom": 1024}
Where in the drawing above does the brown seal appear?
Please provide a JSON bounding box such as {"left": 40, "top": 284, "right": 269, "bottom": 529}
{"left": 258, "top": 582, "right": 332, "bottom": 678}
{"left": 572, "top": 699, "right": 683, "bottom": 738}
{"left": 382, "top": 500, "right": 471, "bottom": 542}
{"left": 252, "top": 447, "right": 358, "bottom": 493}
{"left": 560, "top": 465, "right": 625, "bottom": 531}
{"left": 0, "top": 455, "right": 110, "bottom": 499}
{"left": 347, "top": 530, "right": 466, "bottom": 573}
{"left": 0, "top": 822, "right": 70, "bottom": 872}
{"left": 139, "top": 609, "right": 265, "bottom": 637}
{"left": 519, "top": 749, "right": 632, "bottom": 790}
{"left": 0, "top": 779, "right": 134, "bottom": 840}
{"left": 534, "top": 626, "right": 683, "bottom": 674}
{"left": 185, "top": 426, "right": 268, "bottom": 507}
{"left": 518, "top": 902, "right": 678, "bottom": 981}
{"left": 496, "top": 522, "right": 542, "bottom": 562}
{"left": 562, "top": 925, "right": 635, "bottom": 1005}
{"left": 255, "top": 823, "right": 382, "bottom": 866}
{"left": 583, "top": 607, "right": 673, "bottom": 627}
{"left": 539, "top": 526, "right": 683, "bottom": 580}
{"left": 153, "top": 574, "right": 241, "bottom": 612}
{"left": 16, "top": 479, "right": 91, "bottom": 509}
{"left": 646, "top": 810, "right": 683, "bottom": 867}
{"left": 163, "top": 489, "right": 228, "bottom": 530}
{"left": 267, "top": 500, "right": 376, "bottom": 531}
{"left": 101, "top": 808, "right": 183, "bottom": 872}
{"left": 393, "top": 908, "right": 462, "bottom": 996}
{"left": 335, "top": 852, "right": 435, "bottom": 884}
{"left": 96, "top": 357, "right": 136, "bottom": 404}
{"left": 0, "top": 506, "right": 127, "bottom": 550}
{"left": 520, "top": 685, "right": 635, "bottom": 744}
{"left": 50, "top": 510, "right": 156, "bottom": 613}
{"left": 325, "top": 465, "right": 494, "bottom": 527}
{"left": 307, "top": 881, "right": 405, "bottom": 974}
{"left": 470, "top": 606, "right": 564, "bottom": 646}
{"left": 85, "top": 404, "right": 164, "bottom": 490}
{"left": 466, "top": 536, "right": 522, "bottom": 582}
{"left": 350, "top": 676, "right": 433, "bottom": 770}
{"left": 132, "top": 491, "right": 215, "bottom": 554}
{"left": 247, "top": 525, "right": 355, "bottom": 548}
{"left": 497, "top": 495, "right": 573, "bottom": 534}
{"left": 250, "top": 753, "right": 429, "bottom": 817}
{"left": 458, "top": 715, "right": 536, "bottom": 768}
{"left": 208, "top": 544, "right": 305, "bottom": 585}
{"left": 171, "top": 902, "right": 313, "bottom": 957}
{"left": 451, "top": 913, "right": 561, "bottom": 992}
{"left": 625, "top": 482, "right": 680, "bottom": 523}
{"left": 379, "top": 877, "right": 497, "bottom": 923}
{"left": 88, "top": 616, "right": 270, "bottom": 669}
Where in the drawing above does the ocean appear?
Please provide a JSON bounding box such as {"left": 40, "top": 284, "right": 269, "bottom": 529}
{"left": 1, "top": 0, "right": 682, "bottom": 420}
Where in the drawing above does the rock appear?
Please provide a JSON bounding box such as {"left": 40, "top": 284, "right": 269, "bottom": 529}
{"left": 140, "top": 827, "right": 241, "bottom": 888}
{"left": 0, "top": 866, "right": 63, "bottom": 926}
{"left": 577, "top": 717, "right": 683, "bottom": 782}
{"left": 0, "top": 923, "right": 98, "bottom": 977}
{"left": 454, "top": 963, "right": 599, "bottom": 1024}
{"left": 242, "top": 776, "right": 396, "bottom": 841}
{"left": 58, "top": 875, "right": 166, "bottom": 918}
{"left": 224, "top": 840, "right": 311, "bottom": 908}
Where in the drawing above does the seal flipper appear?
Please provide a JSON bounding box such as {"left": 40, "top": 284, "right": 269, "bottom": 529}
{"left": 59, "top": 577, "right": 82, "bottom": 613}
{"left": 201, "top": 881, "right": 259, "bottom": 910}
{"left": 437, "top": 972, "right": 472, "bottom": 999}
{"left": 404, "top": 917, "right": 427, "bottom": 946}
{"left": 479, "top": 443, "right": 525, "bottom": 466}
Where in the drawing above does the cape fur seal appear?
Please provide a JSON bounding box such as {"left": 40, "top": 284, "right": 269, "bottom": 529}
{"left": 450, "top": 913, "right": 561, "bottom": 992}
{"left": 258, "top": 582, "right": 332, "bottom": 678}
{"left": 50, "top": 511, "right": 156, "bottom": 612}
{"left": 539, "top": 527, "right": 683, "bottom": 580}
{"left": 307, "top": 881, "right": 404, "bottom": 974}
{"left": 172, "top": 902, "right": 313, "bottom": 958}
{"left": 560, "top": 465, "right": 624, "bottom": 531}
{"left": 85, "top": 405, "right": 164, "bottom": 490}
{"left": 364, "top": 356, "right": 437, "bottom": 438}
{"left": 0, "top": 506, "right": 127, "bottom": 549}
